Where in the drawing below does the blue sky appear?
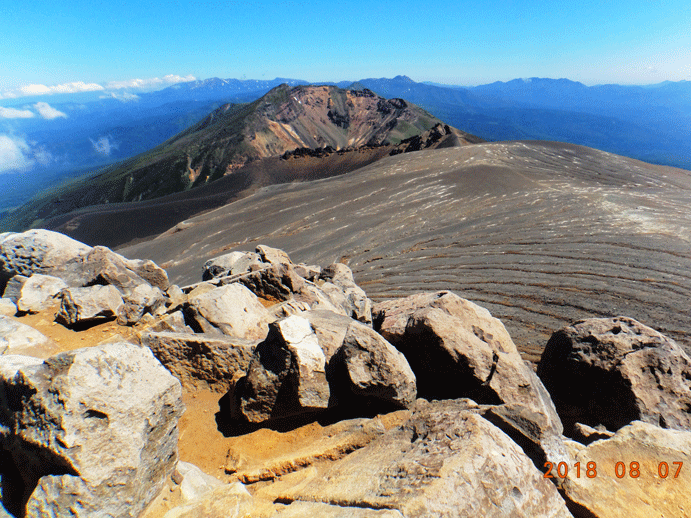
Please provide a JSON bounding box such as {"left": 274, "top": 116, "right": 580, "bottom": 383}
{"left": 1, "top": 0, "right": 690, "bottom": 98}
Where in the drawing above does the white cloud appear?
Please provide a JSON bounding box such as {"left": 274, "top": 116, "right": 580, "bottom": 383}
{"left": 100, "top": 91, "right": 140, "bottom": 102}
{"left": 0, "top": 106, "right": 35, "bottom": 119}
{"left": 1, "top": 74, "right": 196, "bottom": 100}
{"left": 105, "top": 74, "right": 196, "bottom": 90}
{"left": 33, "top": 102, "right": 67, "bottom": 119}
{"left": 90, "top": 135, "right": 118, "bottom": 156}
{"left": 0, "top": 135, "right": 34, "bottom": 173}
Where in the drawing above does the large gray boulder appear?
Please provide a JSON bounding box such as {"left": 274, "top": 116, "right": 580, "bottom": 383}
{"left": 16, "top": 274, "right": 68, "bottom": 313}
{"left": 0, "top": 343, "right": 183, "bottom": 518}
{"left": 374, "top": 291, "right": 566, "bottom": 467}
{"left": 117, "top": 283, "right": 167, "bottom": 326}
{"left": 142, "top": 331, "right": 257, "bottom": 391}
{"left": 331, "top": 322, "right": 416, "bottom": 410}
{"left": 0, "top": 230, "right": 91, "bottom": 294}
{"left": 0, "top": 316, "right": 57, "bottom": 357}
{"left": 274, "top": 399, "right": 572, "bottom": 517}
{"left": 56, "top": 284, "right": 124, "bottom": 327}
{"left": 53, "top": 246, "right": 168, "bottom": 294}
{"left": 537, "top": 316, "right": 691, "bottom": 435}
{"left": 238, "top": 315, "right": 330, "bottom": 423}
{"left": 185, "top": 284, "right": 271, "bottom": 340}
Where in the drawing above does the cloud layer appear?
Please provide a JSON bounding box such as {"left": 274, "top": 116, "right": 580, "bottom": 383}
{"left": 0, "top": 135, "right": 35, "bottom": 173}
{"left": 0, "top": 106, "right": 34, "bottom": 119}
{"left": 0, "top": 74, "right": 196, "bottom": 100}
{"left": 33, "top": 102, "right": 67, "bottom": 119}
{"left": 90, "top": 136, "right": 118, "bottom": 156}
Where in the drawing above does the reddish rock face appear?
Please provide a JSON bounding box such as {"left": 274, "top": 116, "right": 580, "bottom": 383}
{"left": 537, "top": 316, "right": 691, "bottom": 436}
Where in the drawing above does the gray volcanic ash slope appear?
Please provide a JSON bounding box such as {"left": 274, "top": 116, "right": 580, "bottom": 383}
{"left": 120, "top": 141, "right": 691, "bottom": 359}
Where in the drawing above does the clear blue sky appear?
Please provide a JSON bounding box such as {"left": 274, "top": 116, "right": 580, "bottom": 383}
{"left": 2, "top": 0, "right": 690, "bottom": 94}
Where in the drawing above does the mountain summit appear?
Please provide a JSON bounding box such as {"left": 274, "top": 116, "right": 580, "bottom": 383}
{"left": 5, "top": 85, "right": 480, "bottom": 244}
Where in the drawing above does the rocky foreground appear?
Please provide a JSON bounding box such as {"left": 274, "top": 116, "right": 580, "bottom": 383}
{"left": 1, "top": 229, "right": 690, "bottom": 517}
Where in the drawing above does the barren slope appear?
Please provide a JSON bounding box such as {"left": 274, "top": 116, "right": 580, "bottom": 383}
{"left": 120, "top": 141, "right": 691, "bottom": 359}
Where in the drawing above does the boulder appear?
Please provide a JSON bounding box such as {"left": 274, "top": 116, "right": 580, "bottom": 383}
{"left": 55, "top": 284, "right": 124, "bottom": 327}
{"left": 54, "top": 246, "right": 163, "bottom": 294}
{"left": 294, "top": 281, "right": 348, "bottom": 315}
{"left": 0, "top": 298, "right": 16, "bottom": 317}
{"left": 373, "top": 291, "right": 566, "bottom": 466}
{"left": 293, "top": 264, "right": 321, "bottom": 282}
{"left": 269, "top": 300, "right": 311, "bottom": 320}
{"left": 145, "top": 310, "right": 194, "bottom": 334}
{"left": 1, "top": 274, "right": 27, "bottom": 303}
{"left": 142, "top": 331, "right": 257, "bottom": 391}
{"left": 256, "top": 244, "right": 292, "bottom": 266}
{"left": 124, "top": 257, "right": 169, "bottom": 291}
{"left": 275, "top": 399, "right": 572, "bottom": 517}
{"left": 320, "top": 264, "right": 372, "bottom": 323}
{"left": 537, "top": 316, "right": 691, "bottom": 434}
{"left": 304, "top": 310, "right": 358, "bottom": 361}
{"left": 331, "top": 322, "right": 416, "bottom": 409}
{"left": 562, "top": 421, "right": 691, "bottom": 518}
{"left": 185, "top": 284, "right": 271, "bottom": 340}
{"left": 0, "top": 229, "right": 91, "bottom": 294}
{"left": 117, "top": 283, "right": 168, "bottom": 326}
{"left": 238, "top": 315, "right": 330, "bottom": 423}
{"left": 0, "top": 316, "right": 56, "bottom": 357}
{"left": 174, "top": 461, "right": 223, "bottom": 504}
{"left": 201, "top": 251, "right": 262, "bottom": 281}
{"left": 237, "top": 263, "right": 305, "bottom": 302}
{"left": 16, "top": 274, "right": 68, "bottom": 313}
{"left": 0, "top": 342, "right": 183, "bottom": 518}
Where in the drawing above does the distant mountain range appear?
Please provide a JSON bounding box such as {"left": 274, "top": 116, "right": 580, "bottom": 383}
{"left": 1, "top": 84, "right": 479, "bottom": 241}
{"left": 1, "top": 74, "right": 689, "bottom": 219}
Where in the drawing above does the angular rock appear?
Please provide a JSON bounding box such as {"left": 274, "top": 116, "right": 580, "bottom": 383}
{"left": 238, "top": 315, "right": 329, "bottom": 423}
{"left": 0, "top": 342, "right": 183, "bottom": 518}
{"left": 276, "top": 399, "right": 571, "bottom": 517}
{"left": 0, "top": 298, "right": 16, "bottom": 317}
{"left": 562, "top": 421, "right": 691, "bottom": 518}
{"left": 1, "top": 274, "right": 27, "bottom": 303}
{"left": 293, "top": 263, "right": 321, "bottom": 282}
{"left": 17, "top": 274, "right": 68, "bottom": 313}
{"left": 54, "top": 246, "right": 158, "bottom": 293}
{"left": 0, "top": 229, "right": 91, "bottom": 294}
{"left": 124, "top": 257, "right": 169, "bottom": 291}
{"left": 537, "top": 316, "right": 691, "bottom": 434}
{"left": 185, "top": 284, "right": 271, "bottom": 340}
{"left": 320, "top": 263, "right": 355, "bottom": 286}
{"left": 146, "top": 310, "right": 194, "bottom": 334}
{"left": 56, "top": 284, "right": 124, "bottom": 327}
{"left": 237, "top": 263, "right": 305, "bottom": 302}
{"left": 175, "top": 461, "right": 223, "bottom": 504}
{"left": 201, "top": 251, "right": 263, "bottom": 281}
{"left": 142, "top": 331, "right": 257, "bottom": 391}
{"left": 294, "top": 281, "right": 347, "bottom": 315}
{"left": 572, "top": 423, "right": 615, "bottom": 445}
{"left": 256, "top": 244, "right": 292, "bottom": 266}
{"left": 270, "top": 300, "right": 311, "bottom": 320}
{"left": 304, "top": 310, "right": 358, "bottom": 361}
{"left": 0, "top": 316, "right": 56, "bottom": 357}
{"left": 320, "top": 264, "right": 372, "bottom": 323}
{"left": 117, "top": 283, "right": 167, "bottom": 325}
{"left": 332, "top": 322, "right": 416, "bottom": 409}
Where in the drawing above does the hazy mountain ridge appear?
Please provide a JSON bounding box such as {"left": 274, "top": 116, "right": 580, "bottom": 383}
{"left": 1, "top": 84, "right": 478, "bottom": 236}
